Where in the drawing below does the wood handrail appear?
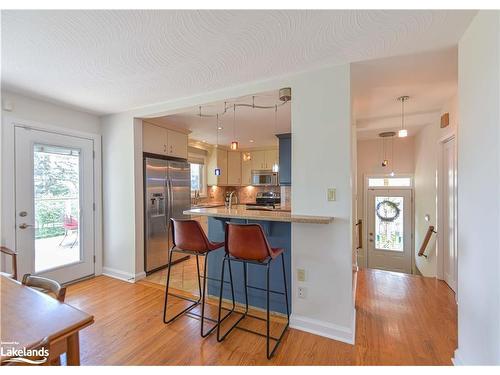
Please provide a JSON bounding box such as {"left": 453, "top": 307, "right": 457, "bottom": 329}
{"left": 418, "top": 225, "right": 437, "bottom": 258}
{"left": 356, "top": 219, "right": 362, "bottom": 249}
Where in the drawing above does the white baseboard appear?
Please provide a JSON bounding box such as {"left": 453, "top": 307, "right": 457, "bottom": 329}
{"left": 290, "top": 311, "right": 355, "bottom": 345}
{"left": 452, "top": 349, "right": 464, "bottom": 366}
{"left": 102, "top": 267, "right": 137, "bottom": 283}
{"left": 134, "top": 271, "right": 146, "bottom": 281}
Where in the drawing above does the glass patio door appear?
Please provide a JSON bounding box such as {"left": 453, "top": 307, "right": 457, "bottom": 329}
{"left": 14, "top": 126, "right": 95, "bottom": 284}
{"left": 367, "top": 188, "right": 412, "bottom": 274}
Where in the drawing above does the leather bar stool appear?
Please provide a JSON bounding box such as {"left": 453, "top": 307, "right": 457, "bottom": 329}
{"left": 216, "top": 222, "right": 290, "bottom": 359}
{"left": 163, "top": 218, "right": 235, "bottom": 337}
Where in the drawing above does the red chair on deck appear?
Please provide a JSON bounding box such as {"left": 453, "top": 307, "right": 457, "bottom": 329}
{"left": 59, "top": 215, "right": 78, "bottom": 248}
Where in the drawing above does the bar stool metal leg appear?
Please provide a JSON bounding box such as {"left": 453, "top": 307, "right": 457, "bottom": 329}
{"left": 281, "top": 253, "right": 290, "bottom": 320}
{"left": 163, "top": 250, "right": 202, "bottom": 324}
{"left": 266, "top": 253, "right": 290, "bottom": 358}
{"left": 266, "top": 262, "right": 271, "bottom": 358}
{"left": 217, "top": 255, "right": 243, "bottom": 342}
{"left": 199, "top": 251, "right": 235, "bottom": 337}
{"left": 216, "top": 254, "right": 290, "bottom": 358}
{"left": 243, "top": 262, "right": 249, "bottom": 315}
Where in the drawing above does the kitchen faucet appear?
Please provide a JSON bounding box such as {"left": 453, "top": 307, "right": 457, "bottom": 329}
{"left": 228, "top": 190, "right": 238, "bottom": 209}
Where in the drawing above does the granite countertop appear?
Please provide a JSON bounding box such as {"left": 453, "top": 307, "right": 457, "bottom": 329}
{"left": 183, "top": 205, "right": 333, "bottom": 224}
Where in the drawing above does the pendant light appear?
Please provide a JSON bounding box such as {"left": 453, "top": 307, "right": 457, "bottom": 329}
{"left": 379, "top": 131, "right": 396, "bottom": 168}
{"left": 230, "top": 104, "right": 238, "bottom": 150}
{"left": 272, "top": 104, "right": 279, "bottom": 172}
{"left": 214, "top": 114, "right": 221, "bottom": 177}
{"left": 390, "top": 136, "right": 395, "bottom": 176}
{"left": 397, "top": 96, "right": 409, "bottom": 138}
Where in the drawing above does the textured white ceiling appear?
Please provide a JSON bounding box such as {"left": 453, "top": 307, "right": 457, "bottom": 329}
{"left": 352, "top": 47, "right": 458, "bottom": 140}
{"left": 148, "top": 89, "right": 291, "bottom": 148}
{"left": 1, "top": 10, "right": 476, "bottom": 115}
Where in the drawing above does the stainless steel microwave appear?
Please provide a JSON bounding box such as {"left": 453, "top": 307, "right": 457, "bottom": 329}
{"left": 251, "top": 170, "right": 279, "bottom": 186}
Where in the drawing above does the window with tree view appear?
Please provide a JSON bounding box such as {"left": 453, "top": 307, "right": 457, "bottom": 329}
{"left": 190, "top": 163, "right": 206, "bottom": 197}
{"left": 34, "top": 144, "right": 81, "bottom": 272}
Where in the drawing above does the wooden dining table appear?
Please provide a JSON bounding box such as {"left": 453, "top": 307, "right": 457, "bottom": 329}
{"left": 0, "top": 275, "right": 94, "bottom": 365}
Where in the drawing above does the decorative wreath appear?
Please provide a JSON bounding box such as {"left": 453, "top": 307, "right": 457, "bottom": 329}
{"left": 376, "top": 200, "right": 400, "bottom": 222}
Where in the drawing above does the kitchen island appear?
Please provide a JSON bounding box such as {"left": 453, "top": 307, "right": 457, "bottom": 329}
{"left": 183, "top": 205, "right": 333, "bottom": 314}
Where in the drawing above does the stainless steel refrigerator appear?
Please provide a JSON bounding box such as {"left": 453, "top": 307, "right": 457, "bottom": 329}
{"left": 144, "top": 156, "right": 191, "bottom": 274}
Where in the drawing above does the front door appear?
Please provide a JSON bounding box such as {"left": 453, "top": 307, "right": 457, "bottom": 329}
{"left": 14, "top": 126, "right": 95, "bottom": 284}
{"left": 367, "top": 189, "right": 412, "bottom": 273}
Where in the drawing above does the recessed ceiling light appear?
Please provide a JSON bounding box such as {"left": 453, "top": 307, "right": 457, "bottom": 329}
{"left": 249, "top": 140, "right": 254, "bottom": 143}
{"left": 202, "top": 140, "right": 207, "bottom": 143}
{"left": 218, "top": 126, "right": 223, "bottom": 130}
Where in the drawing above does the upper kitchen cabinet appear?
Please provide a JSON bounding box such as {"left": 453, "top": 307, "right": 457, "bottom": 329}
{"left": 251, "top": 150, "right": 266, "bottom": 170}
{"left": 277, "top": 133, "right": 291, "bottom": 186}
{"left": 207, "top": 147, "right": 228, "bottom": 186}
{"left": 241, "top": 152, "right": 252, "bottom": 185}
{"left": 143, "top": 122, "right": 168, "bottom": 155}
{"left": 227, "top": 151, "right": 242, "bottom": 185}
{"left": 167, "top": 129, "right": 188, "bottom": 159}
{"left": 142, "top": 121, "right": 188, "bottom": 159}
{"left": 265, "top": 149, "right": 278, "bottom": 169}
{"left": 251, "top": 149, "right": 278, "bottom": 170}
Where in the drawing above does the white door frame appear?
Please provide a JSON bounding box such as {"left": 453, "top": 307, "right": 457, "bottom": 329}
{"left": 1, "top": 116, "right": 102, "bottom": 280}
{"left": 362, "top": 174, "right": 415, "bottom": 272}
{"left": 437, "top": 135, "right": 458, "bottom": 292}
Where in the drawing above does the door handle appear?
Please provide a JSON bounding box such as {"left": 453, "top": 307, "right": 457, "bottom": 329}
{"left": 18, "top": 223, "right": 34, "bottom": 229}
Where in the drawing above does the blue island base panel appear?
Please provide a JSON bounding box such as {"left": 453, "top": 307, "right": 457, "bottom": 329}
{"left": 206, "top": 217, "right": 291, "bottom": 315}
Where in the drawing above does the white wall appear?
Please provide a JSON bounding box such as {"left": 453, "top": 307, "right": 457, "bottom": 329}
{"left": 290, "top": 65, "right": 354, "bottom": 341}
{"left": 413, "top": 96, "right": 457, "bottom": 277}
{"left": 101, "top": 64, "right": 355, "bottom": 343}
{"left": 100, "top": 114, "right": 138, "bottom": 281}
{"left": 1, "top": 91, "right": 100, "bottom": 134}
{"left": 455, "top": 10, "right": 500, "bottom": 365}
{"left": 356, "top": 136, "right": 415, "bottom": 267}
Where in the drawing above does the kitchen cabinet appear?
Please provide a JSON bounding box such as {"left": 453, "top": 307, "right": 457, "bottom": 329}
{"left": 142, "top": 122, "right": 188, "bottom": 159}
{"left": 227, "top": 151, "right": 242, "bottom": 185}
{"left": 251, "top": 149, "right": 278, "bottom": 170}
{"left": 241, "top": 153, "right": 253, "bottom": 185}
{"left": 265, "top": 149, "right": 278, "bottom": 169}
{"left": 277, "top": 133, "right": 291, "bottom": 186}
{"left": 167, "top": 129, "right": 188, "bottom": 159}
{"left": 251, "top": 151, "right": 266, "bottom": 170}
{"left": 207, "top": 147, "right": 228, "bottom": 186}
{"left": 143, "top": 122, "right": 167, "bottom": 155}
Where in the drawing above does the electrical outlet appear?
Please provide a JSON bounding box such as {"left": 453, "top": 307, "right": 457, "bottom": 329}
{"left": 327, "top": 188, "right": 336, "bottom": 201}
{"left": 297, "top": 268, "right": 306, "bottom": 282}
{"left": 298, "top": 287, "right": 307, "bottom": 299}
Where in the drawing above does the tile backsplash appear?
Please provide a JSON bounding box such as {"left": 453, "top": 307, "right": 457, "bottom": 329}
{"left": 196, "top": 185, "right": 290, "bottom": 208}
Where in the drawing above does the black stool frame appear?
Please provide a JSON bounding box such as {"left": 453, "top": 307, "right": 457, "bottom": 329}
{"left": 163, "top": 246, "right": 235, "bottom": 337}
{"left": 216, "top": 252, "right": 290, "bottom": 359}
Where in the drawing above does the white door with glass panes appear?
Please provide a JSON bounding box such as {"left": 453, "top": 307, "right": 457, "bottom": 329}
{"left": 367, "top": 188, "right": 412, "bottom": 273}
{"left": 14, "top": 126, "right": 95, "bottom": 284}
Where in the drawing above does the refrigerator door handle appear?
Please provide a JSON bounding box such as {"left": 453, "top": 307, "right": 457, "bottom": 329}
{"left": 165, "top": 179, "right": 171, "bottom": 232}
{"left": 169, "top": 179, "right": 174, "bottom": 219}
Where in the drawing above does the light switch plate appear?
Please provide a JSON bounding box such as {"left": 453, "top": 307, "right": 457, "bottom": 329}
{"left": 297, "top": 268, "right": 306, "bottom": 282}
{"left": 327, "top": 188, "right": 336, "bottom": 201}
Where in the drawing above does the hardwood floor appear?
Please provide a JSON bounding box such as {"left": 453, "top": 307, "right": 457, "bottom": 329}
{"left": 65, "top": 268, "right": 457, "bottom": 365}
{"left": 143, "top": 256, "right": 204, "bottom": 295}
